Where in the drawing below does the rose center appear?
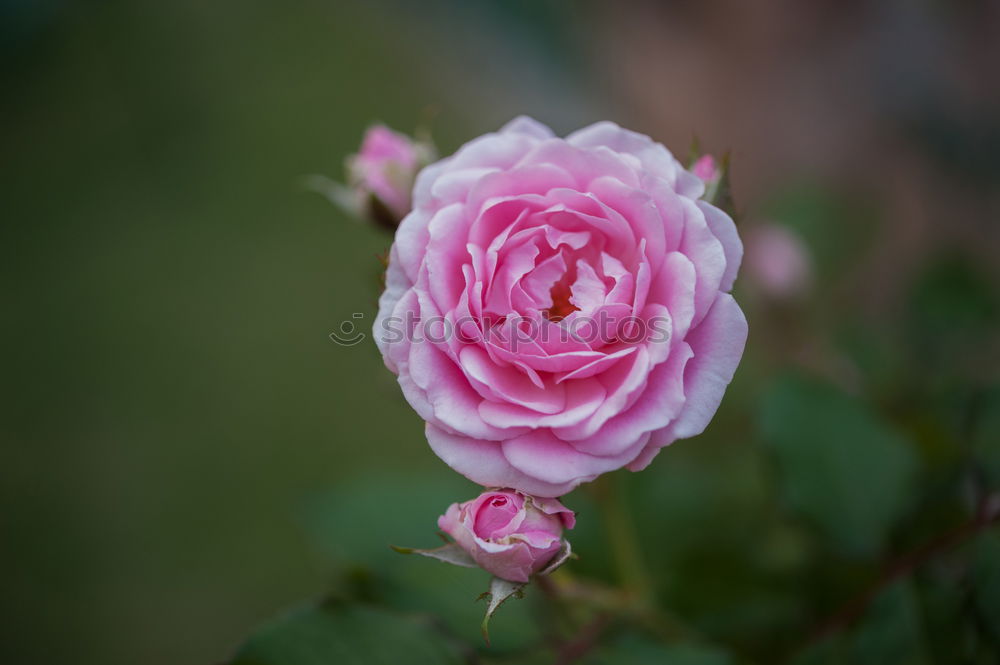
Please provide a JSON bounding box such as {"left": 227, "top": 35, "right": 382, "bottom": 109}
{"left": 544, "top": 280, "right": 579, "bottom": 322}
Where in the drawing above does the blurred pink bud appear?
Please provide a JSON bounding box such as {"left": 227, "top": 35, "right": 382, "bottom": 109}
{"left": 438, "top": 489, "right": 575, "bottom": 583}
{"left": 347, "top": 125, "right": 429, "bottom": 227}
{"left": 744, "top": 224, "right": 813, "bottom": 299}
{"left": 692, "top": 154, "right": 720, "bottom": 183}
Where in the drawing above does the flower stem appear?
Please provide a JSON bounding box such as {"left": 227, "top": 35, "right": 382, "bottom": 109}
{"left": 594, "top": 471, "right": 655, "bottom": 607}
{"left": 582, "top": 472, "right": 699, "bottom": 642}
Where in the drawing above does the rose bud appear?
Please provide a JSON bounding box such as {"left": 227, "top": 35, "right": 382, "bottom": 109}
{"left": 691, "top": 154, "right": 720, "bottom": 183}
{"left": 438, "top": 489, "right": 575, "bottom": 583}
{"left": 744, "top": 223, "right": 813, "bottom": 300}
{"left": 346, "top": 125, "right": 432, "bottom": 229}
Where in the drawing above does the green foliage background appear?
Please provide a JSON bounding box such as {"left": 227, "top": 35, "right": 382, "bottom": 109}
{"left": 2, "top": 1, "right": 997, "bottom": 664}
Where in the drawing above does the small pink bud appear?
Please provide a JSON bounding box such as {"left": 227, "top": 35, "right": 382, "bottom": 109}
{"left": 346, "top": 125, "right": 430, "bottom": 228}
{"left": 692, "top": 154, "right": 720, "bottom": 183}
{"left": 744, "top": 224, "right": 813, "bottom": 300}
{"left": 437, "top": 489, "right": 575, "bottom": 583}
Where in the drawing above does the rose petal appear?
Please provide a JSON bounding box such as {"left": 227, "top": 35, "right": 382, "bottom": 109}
{"left": 658, "top": 293, "right": 747, "bottom": 441}
{"left": 426, "top": 424, "right": 577, "bottom": 497}
{"left": 501, "top": 429, "right": 650, "bottom": 486}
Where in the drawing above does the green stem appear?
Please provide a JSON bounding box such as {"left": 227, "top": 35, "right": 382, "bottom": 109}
{"left": 573, "top": 472, "right": 698, "bottom": 643}
{"left": 594, "top": 471, "right": 655, "bottom": 607}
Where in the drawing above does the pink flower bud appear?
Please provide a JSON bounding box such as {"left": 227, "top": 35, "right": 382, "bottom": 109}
{"left": 437, "top": 489, "right": 575, "bottom": 583}
{"left": 692, "top": 154, "right": 720, "bottom": 183}
{"left": 347, "top": 125, "right": 427, "bottom": 227}
{"left": 744, "top": 224, "right": 813, "bottom": 300}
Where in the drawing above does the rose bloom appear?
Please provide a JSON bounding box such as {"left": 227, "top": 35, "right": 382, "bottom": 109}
{"left": 438, "top": 489, "right": 574, "bottom": 583}
{"left": 691, "top": 154, "right": 720, "bottom": 183}
{"left": 347, "top": 125, "right": 424, "bottom": 224}
{"left": 375, "top": 117, "right": 747, "bottom": 496}
{"left": 744, "top": 224, "right": 812, "bottom": 300}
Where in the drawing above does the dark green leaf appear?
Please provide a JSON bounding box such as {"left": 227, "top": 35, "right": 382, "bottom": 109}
{"left": 848, "top": 580, "right": 929, "bottom": 665}
{"left": 229, "top": 600, "right": 467, "bottom": 665}
{"left": 759, "top": 373, "right": 917, "bottom": 557}
{"left": 792, "top": 581, "right": 930, "bottom": 665}
{"left": 905, "top": 256, "right": 998, "bottom": 379}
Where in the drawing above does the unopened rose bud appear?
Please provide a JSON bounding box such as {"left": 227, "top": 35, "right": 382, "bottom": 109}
{"left": 692, "top": 154, "right": 720, "bottom": 183}
{"left": 346, "top": 125, "right": 432, "bottom": 228}
{"left": 744, "top": 224, "right": 813, "bottom": 300}
{"left": 438, "top": 489, "right": 575, "bottom": 583}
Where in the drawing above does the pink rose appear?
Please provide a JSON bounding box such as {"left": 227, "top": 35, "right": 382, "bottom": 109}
{"left": 691, "top": 154, "right": 720, "bottom": 183}
{"left": 347, "top": 125, "right": 427, "bottom": 226}
{"left": 438, "top": 489, "right": 575, "bottom": 583}
{"left": 744, "top": 224, "right": 812, "bottom": 300}
{"left": 375, "top": 117, "right": 747, "bottom": 496}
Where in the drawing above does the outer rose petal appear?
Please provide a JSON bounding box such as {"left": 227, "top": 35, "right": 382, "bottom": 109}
{"left": 427, "top": 424, "right": 580, "bottom": 498}
{"left": 501, "top": 429, "right": 650, "bottom": 487}
{"left": 628, "top": 293, "right": 748, "bottom": 472}
{"left": 668, "top": 293, "right": 748, "bottom": 439}
{"left": 473, "top": 540, "right": 540, "bottom": 583}
{"left": 566, "top": 121, "right": 702, "bottom": 197}
{"left": 373, "top": 246, "right": 411, "bottom": 372}
{"left": 407, "top": 339, "right": 528, "bottom": 441}
{"left": 500, "top": 115, "right": 556, "bottom": 140}
{"left": 697, "top": 200, "right": 743, "bottom": 292}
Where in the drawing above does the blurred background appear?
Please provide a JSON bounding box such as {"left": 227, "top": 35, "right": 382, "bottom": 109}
{"left": 3, "top": 1, "right": 998, "bottom": 664}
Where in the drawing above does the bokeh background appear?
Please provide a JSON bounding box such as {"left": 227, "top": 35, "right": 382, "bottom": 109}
{"left": 3, "top": 1, "right": 998, "bottom": 664}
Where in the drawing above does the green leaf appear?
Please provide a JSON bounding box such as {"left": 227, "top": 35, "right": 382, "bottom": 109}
{"left": 905, "top": 256, "right": 998, "bottom": 379}
{"left": 848, "top": 580, "right": 929, "bottom": 665}
{"left": 229, "top": 600, "right": 467, "bottom": 665}
{"left": 916, "top": 563, "right": 995, "bottom": 664}
{"left": 759, "top": 373, "right": 917, "bottom": 557}
{"left": 791, "top": 581, "right": 930, "bottom": 665}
